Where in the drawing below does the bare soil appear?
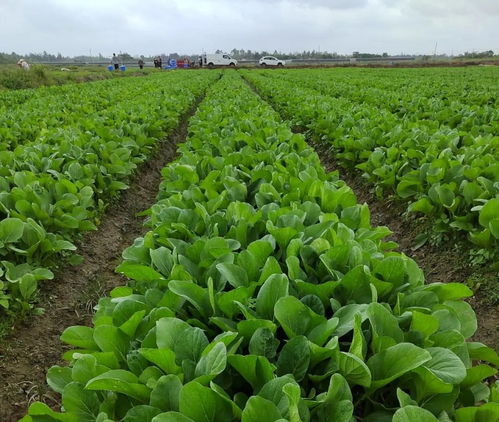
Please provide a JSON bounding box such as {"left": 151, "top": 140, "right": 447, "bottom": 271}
{"left": 312, "top": 141, "right": 498, "bottom": 351}
{"left": 0, "top": 101, "right": 198, "bottom": 421}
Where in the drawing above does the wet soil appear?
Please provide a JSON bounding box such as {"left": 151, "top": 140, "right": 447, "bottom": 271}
{"left": 0, "top": 100, "right": 199, "bottom": 422}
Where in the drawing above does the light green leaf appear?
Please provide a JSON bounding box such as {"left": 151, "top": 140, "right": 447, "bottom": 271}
{"left": 367, "top": 343, "right": 431, "bottom": 391}
{"left": 393, "top": 406, "right": 439, "bottom": 422}
{"left": 179, "top": 381, "right": 233, "bottom": 422}
{"left": 242, "top": 396, "right": 283, "bottom": 422}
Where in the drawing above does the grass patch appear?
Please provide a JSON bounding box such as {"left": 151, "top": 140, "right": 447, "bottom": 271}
{"left": 0, "top": 64, "right": 153, "bottom": 90}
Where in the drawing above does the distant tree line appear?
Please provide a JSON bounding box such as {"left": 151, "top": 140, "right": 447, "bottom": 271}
{"left": 459, "top": 50, "right": 494, "bottom": 59}
{"left": 0, "top": 51, "right": 138, "bottom": 64}
{"left": 221, "top": 49, "right": 349, "bottom": 60}
{"left": 1, "top": 49, "right": 496, "bottom": 65}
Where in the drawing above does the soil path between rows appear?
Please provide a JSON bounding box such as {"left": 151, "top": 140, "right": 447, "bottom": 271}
{"left": 241, "top": 73, "right": 498, "bottom": 351}
{"left": 0, "top": 97, "right": 201, "bottom": 422}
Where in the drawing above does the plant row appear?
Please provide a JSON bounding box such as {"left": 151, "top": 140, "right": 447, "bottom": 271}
{"left": 0, "top": 71, "right": 219, "bottom": 313}
{"left": 269, "top": 67, "right": 498, "bottom": 121}
{"left": 240, "top": 69, "right": 499, "bottom": 256}
{"left": 23, "top": 71, "right": 498, "bottom": 422}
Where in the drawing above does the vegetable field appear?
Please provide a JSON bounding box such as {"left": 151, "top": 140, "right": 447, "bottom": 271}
{"left": 242, "top": 67, "right": 499, "bottom": 255}
{"left": 0, "top": 68, "right": 497, "bottom": 422}
{"left": 0, "top": 71, "right": 219, "bottom": 312}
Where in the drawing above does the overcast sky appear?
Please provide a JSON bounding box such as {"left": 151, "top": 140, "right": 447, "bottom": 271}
{"left": 1, "top": 0, "right": 498, "bottom": 57}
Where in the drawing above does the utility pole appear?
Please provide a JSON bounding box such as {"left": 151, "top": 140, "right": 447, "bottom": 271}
{"left": 433, "top": 42, "right": 438, "bottom": 58}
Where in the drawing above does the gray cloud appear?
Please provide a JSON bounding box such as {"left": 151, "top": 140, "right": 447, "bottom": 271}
{"left": 265, "top": 0, "right": 368, "bottom": 9}
{"left": 1, "top": 0, "right": 497, "bottom": 57}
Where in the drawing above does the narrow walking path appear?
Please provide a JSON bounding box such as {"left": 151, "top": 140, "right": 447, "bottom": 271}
{"left": 241, "top": 73, "right": 498, "bottom": 351}
{"left": 0, "top": 98, "right": 202, "bottom": 421}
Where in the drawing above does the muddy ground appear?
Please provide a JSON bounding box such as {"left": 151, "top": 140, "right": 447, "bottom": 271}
{"left": 0, "top": 101, "right": 198, "bottom": 421}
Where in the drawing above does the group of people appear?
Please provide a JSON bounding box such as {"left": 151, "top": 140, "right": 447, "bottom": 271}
{"left": 111, "top": 53, "right": 156, "bottom": 70}
{"left": 110, "top": 54, "right": 198, "bottom": 70}
{"left": 111, "top": 53, "right": 144, "bottom": 70}
{"left": 153, "top": 56, "right": 163, "bottom": 69}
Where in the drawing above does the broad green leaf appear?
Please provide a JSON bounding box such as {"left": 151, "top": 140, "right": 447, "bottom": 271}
{"left": 410, "top": 311, "right": 439, "bottom": 339}
{"left": 116, "top": 262, "right": 165, "bottom": 282}
{"left": 461, "top": 364, "right": 497, "bottom": 388}
{"left": 367, "top": 343, "right": 431, "bottom": 391}
{"left": 60, "top": 326, "right": 98, "bottom": 350}
{"left": 348, "top": 313, "right": 366, "bottom": 359}
{"left": 237, "top": 319, "right": 276, "bottom": 340}
{"left": 413, "top": 347, "right": 466, "bottom": 400}
{"left": 333, "top": 304, "right": 369, "bottom": 337}
{"left": 276, "top": 336, "right": 310, "bottom": 382}
{"left": 25, "top": 402, "right": 73, "bottom": 421}
{"left": 282, "top": 383, "right": 302, "bottom": 422}
{"left": 195, "top": 342, "right": 227, "bottom": 381}
{"left": 228, "top": 354, "right": 276, "bottom": 390}
{"left": 150, "top": 375, "right": 183, "bottom": 412}
{"left": 396, "top": 388, "right": 417, "bottom": 407}
{"left": 139, "top": 348, "right": 181, "bottom": 374}
{"left": 424, "top": 283, "right": 473, "bottom": 301}
{"left": 422, "top": 347, "right": 467, "bottom": 385}
{"left": 249, "top": 328, "right": 279, "bottom": 359}
{"left": 467, "top": 342, "right": 499, "bottom": 366}
{"left": 338, "top": 352, "right": 372, "bottom": 387}
{"left": 152, "top": 413, "right": 195, "bottom": 422}
{"left": 241, "top": 396, "right": 283, "bottom": 422}
{"left": 479, "top": 198, "right": 499, "bottom": 231}
{"left": 255, "top": 274, "right": 289, "bottom": 320}
{"left": 0, "top": 218, "right": 24, "bottom": 243}
{"left": 274, "top": 295, "right": 325, "bottom": 338}
{"left": 313, "top": 373, "right": 353, "bottom": 422}
{"left": 47, "top": 366, "right": 72, "bottom": 394}
{"left": 123, "top": 406, "right": 162, "bottom": 422}
{"left": 367, "top": 302, "right": 403, "bottom": 351}
{"left": 169, "top": 280, "right": 211, "bottom": 317}
{"left": 156, "top": 318, "right": 190, "bottom": 350}
{"left": 93, "top": 325, "right": 130, "bottom": 361}
{"left": 442, "top": 301, "right": 477, "bottom": 338}
{"left": 61, "top": 383, "right": 102, "bottom": 422}
{"left": 258, "top": 374, "right": 297, "bottom": 406}
{"left": 216, "top": 263, "right": 249, "bottom": 288}
{"left": 86, "top": 369, "right": 150, "bottom": 402}
{"left": 392, "top": 406, "right": 439, "bottom": 422}
{"left": 179, "top": 381, "right": 233, "bottom": 422}
{"left": 455, "top": 402, "right": 499, "bottom": 422}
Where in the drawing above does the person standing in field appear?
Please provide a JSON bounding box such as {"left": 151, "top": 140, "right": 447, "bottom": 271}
{"left": 138, "top": 58, "right": 144, "bottom": 69}
{"left": 111, "top": 53, "right": 120, "bottom": 70}
{"left": 17, "top": 59, "right": 30, "bottom": 71}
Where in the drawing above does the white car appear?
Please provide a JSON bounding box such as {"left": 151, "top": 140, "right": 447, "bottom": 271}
{"left": 202, "top": 53, "right": 238, "bottom": 67}
{"left": 259, "top": 56, "right": 285, "bottom": 67}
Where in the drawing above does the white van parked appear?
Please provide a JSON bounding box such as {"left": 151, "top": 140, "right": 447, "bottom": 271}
{"left": 202, "top": 53, "right": 238, "bottom": 68}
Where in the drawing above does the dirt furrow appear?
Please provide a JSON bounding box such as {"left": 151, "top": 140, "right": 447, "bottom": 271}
{"left": 0, "top": 97, "right": 201, "bottom": 422}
